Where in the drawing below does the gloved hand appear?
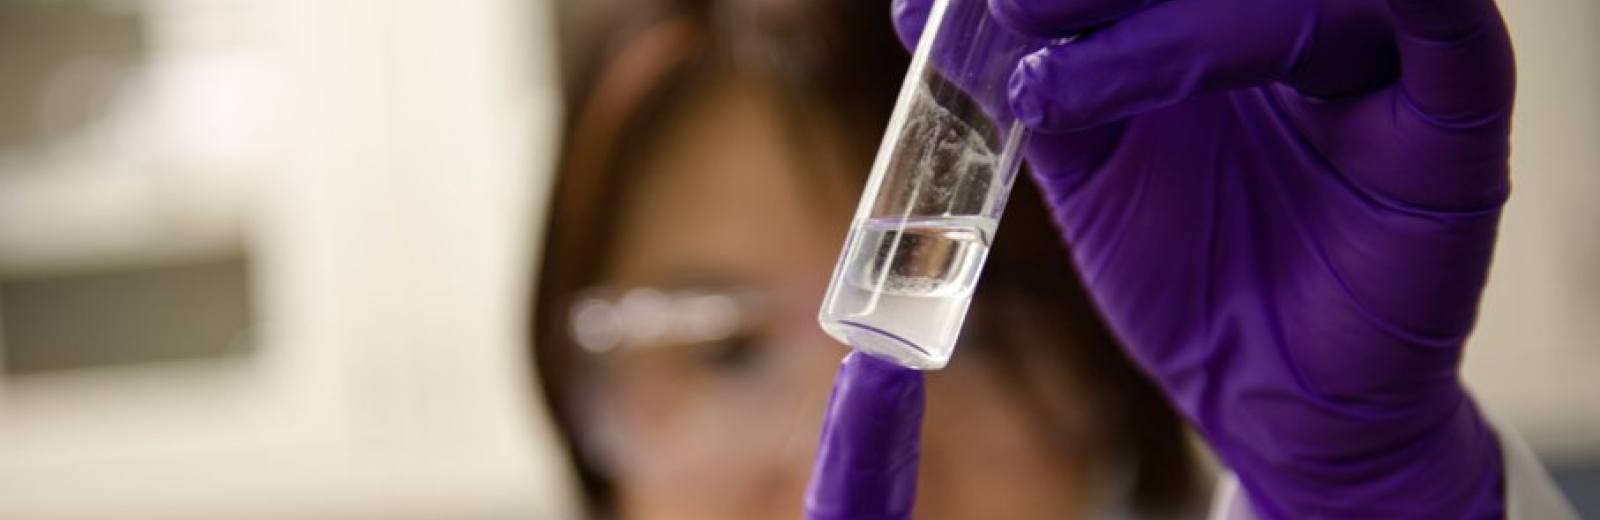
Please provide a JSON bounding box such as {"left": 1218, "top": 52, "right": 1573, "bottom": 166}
{"left": 880, "top": 0, "right": 1516, "bottom": 518}
{"left": 805, "top": 352, "right": 923, "bottom": 520}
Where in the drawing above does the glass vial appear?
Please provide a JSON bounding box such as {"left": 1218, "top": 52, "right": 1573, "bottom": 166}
{"left": 818, "top": 0, "right": 1043, "bottom": 369}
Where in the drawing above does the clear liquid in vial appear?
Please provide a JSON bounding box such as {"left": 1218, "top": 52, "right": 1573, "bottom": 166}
{"left": 819, "top": 215, "right": 995, "bottom": 369}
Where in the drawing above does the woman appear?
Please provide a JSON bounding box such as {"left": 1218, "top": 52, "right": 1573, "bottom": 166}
{"left": 537, "top": 0, "right": 1580, "bottom": 517}
{"left": 534, "top": 0, "right": 1201, "bottom": 517}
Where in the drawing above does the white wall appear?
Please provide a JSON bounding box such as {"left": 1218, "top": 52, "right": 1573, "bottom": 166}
{"left": 1465, "top": 0, "right": 1600, "bottom": 460}
{"left": 0, "top": 0, "right": 579, "bottom": 517}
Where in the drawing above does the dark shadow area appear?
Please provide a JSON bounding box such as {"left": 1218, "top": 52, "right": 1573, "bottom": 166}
{"left": 0, "top": 1, "right": 147, "bottom": 154}
{"left": 2, "top": 257, "right": 254, "bottom": 373}
{"left": 1551, "top": 459, "right": 1600, "bottom": 518}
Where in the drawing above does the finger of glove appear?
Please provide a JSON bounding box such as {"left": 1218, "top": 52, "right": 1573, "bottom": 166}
{"left": 893, "top": 0, "right": 1042, "bottom": 90}
{"left": 891, "top": 0, "right": 1130, "bottom": 186}
{"left": 1295, "top": 0, "right": 1514, "bottom": 212}
{"left": 1009, "top": 0, "right": 1317, "bottom": 132}
{"left": 892, "top": 0, "right": 933, "bottom": 52}
{"left": 1280, "top": 0, "right": 1400, "bottom": 99}
{"left": 893, "top": 0, "right": 1156, "bottom": 49}
{"left": 803, "top": 352, "right": 924, "bottom": 520}
{"left": 1387, "top": 0, "right": 1515, "bottom": 126}
{"left": 987, "top": 0, "right": 1159, "bottom": 39}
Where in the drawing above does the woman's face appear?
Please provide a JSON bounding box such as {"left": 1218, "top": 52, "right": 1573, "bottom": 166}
{"left": 584, "top": 77, "right": 1092, "bottom": 519}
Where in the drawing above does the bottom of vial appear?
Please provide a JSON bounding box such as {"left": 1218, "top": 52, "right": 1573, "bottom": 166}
{"left": 828, "top": 320, "right": 950, "bottom": 370}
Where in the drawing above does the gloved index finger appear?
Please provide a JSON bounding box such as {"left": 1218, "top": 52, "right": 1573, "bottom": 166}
{"left": 891, "top": 0, "right": 1055, "bottom": 127}
{"left": 894, "top": 0, "right": 1155, "bottom": 48}
{"left": 988, "top": 0, "right": 1159, "bottom": 38}
{"left": 892, "top": 0, "right": 934, "bottom": 53}
{"left": 804, "top": 352, "right": 925, "bottom": 520}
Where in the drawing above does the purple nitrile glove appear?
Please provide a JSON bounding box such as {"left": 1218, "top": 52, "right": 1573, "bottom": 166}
{"left": 887, "top": 0, "right": 1515, "bottom": 518}
{"left": 804, "top": 351, "right": 924, "bottom": 520}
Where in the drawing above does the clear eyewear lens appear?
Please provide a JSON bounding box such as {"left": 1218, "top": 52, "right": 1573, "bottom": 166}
{"left": 570, "top": 287, "right": 763, "bottom": 356}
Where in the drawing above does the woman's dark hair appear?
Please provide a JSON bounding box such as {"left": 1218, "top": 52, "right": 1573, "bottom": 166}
{"left": 534, "top": 0, "right": 1201, "bottom": 516}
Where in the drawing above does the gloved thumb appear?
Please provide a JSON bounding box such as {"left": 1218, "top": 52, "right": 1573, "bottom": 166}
{"left": 803, "top": 352, "right": 925, "bottom": 520}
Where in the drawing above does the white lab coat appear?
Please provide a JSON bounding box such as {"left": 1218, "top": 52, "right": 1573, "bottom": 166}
{"left": 1205, "top": 417, "right": 1582, "bottom": 519}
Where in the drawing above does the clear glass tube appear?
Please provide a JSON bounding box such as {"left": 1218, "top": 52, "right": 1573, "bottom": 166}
{"left": 818, "top": 0, "right": 1043, "bottom": 370}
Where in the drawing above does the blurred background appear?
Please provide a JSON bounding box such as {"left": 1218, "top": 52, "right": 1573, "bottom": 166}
{"left": 0, "top": 0, "right": 1594, "bottom": 518}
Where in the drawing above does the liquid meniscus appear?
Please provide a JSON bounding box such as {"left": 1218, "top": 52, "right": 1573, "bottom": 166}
{"left": 818, "top": 215, "right": 995, "bottom": 369}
